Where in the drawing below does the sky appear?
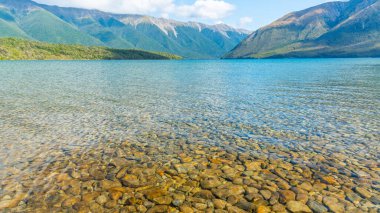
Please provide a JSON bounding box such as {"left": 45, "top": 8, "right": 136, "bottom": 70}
{"left": 33, "top": 0, "right": 336, "bottom": 30}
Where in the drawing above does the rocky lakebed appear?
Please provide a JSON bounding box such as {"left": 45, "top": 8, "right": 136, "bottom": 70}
{"left": 1, "top": 129, "right": 379, "bottom": 213}
{"left": 0, "top": 60, "right": 379, "bottom": 212}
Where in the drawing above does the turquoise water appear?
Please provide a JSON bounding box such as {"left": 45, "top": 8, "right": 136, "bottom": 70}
{"left": 0, "top": 59, "right": 379, "bottom": 211}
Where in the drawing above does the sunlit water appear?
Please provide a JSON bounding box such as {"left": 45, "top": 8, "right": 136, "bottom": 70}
{"left": 0, "top": 59, "right": 379, "bottom": 211}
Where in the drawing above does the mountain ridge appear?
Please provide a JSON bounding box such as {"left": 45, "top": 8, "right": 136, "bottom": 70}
{"left": 224, "top": 0, "right": 380, "bottom": 59}
{"left": 0, "top": 0, "right": 250, "bottom": 59}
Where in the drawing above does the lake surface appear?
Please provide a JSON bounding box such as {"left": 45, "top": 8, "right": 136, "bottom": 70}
{"left": 0, "top": 59, "right": 379, "bottom": 212}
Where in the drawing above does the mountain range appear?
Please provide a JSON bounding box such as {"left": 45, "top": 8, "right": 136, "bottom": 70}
{"left": 225, "top": 0, "right": 380, "bottom": 58}
{"left": 0, "top": 0, "right": 249, "bottom": 59}
{"left": 0, "top": 0, "right": 379, "bottom": 59}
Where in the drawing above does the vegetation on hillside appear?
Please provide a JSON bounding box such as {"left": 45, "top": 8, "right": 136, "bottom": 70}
{"left": 0, "top": 38, "right": 181, "bottom": 60}
{"left": 19, "top": 10, "right": 102, "bottom": 46}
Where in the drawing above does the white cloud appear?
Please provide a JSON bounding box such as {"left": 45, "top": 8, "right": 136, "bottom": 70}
{"left": 238, "top": 16, "right": 253, "bottom": 28}
{"left": 176, "top": 0, "right": 235, "bottom": 20}
{"left": 118, "top": 0, "right": 175, "bottom": 14}
{"left": 34, "top": 0, "right": 174, "bottom": 14}
{"left": 160, "top": 13, "right": 170, "bottom": 19}
{"left": 34, "top": 0, "right": 235, "bottom": 20}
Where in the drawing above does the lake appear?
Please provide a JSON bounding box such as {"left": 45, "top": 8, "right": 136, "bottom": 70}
{"left": 0, "top": 59, "right": 379, "bottom": 211}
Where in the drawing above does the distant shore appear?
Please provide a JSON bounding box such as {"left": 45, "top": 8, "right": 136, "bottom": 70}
{"left": 0, "top": 38, "right": 182, "bottom": 60}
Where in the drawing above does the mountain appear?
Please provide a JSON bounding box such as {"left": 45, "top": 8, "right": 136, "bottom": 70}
{"left": 0, "top": 0, "right": 249, "bottom": 59}
{"left": 0, "top": 38, "right": 181, "bottom": 60}
{"left": 224, "top": 0, "right": 380, "bottom": 59}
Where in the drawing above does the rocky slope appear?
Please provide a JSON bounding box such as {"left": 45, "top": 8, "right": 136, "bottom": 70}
{"left": 224, "top": 0, "right": 380, "bottom": 58}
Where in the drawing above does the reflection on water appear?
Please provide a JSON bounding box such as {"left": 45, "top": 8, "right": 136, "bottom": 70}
{"left": 0, "top": 59, "right": 379, "bottom": 212}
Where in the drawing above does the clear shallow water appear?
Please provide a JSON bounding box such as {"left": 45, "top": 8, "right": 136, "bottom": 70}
{"left": 0, "top": 59, "right": 379, "bottom": 211}
{"left": 1, "top": 59, "right": 378, "bottom": 156}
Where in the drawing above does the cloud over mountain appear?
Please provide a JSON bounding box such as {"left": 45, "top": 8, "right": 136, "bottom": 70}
{"left": 34, "top": 0, "right": 235, "bottom": 20}
{"left": 176, "top": 0, "right": 234, "bottom": 20}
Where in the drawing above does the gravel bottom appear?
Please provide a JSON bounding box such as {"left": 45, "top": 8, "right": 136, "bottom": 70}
{"left": 1, "top": 130, "right": 379, "bottom": 213}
